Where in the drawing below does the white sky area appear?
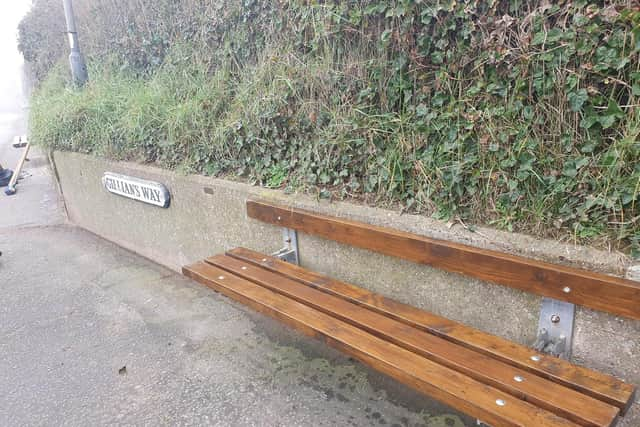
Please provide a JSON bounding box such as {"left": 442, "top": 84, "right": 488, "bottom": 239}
{"left": 0, "top": 0, "right": 35, "bottom": 116}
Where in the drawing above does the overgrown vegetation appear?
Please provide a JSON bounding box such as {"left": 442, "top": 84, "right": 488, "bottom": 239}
{"left": 21, "top": 1, "right": 640, "bottom": 256}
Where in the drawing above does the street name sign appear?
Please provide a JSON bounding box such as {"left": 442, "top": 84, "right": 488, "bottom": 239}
{"left": 102, "top": 172, "right": 170, "bottom": 208}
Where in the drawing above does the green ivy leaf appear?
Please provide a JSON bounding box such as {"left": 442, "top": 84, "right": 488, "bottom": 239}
{"left": 633, "top": 28, "right": 640, "bottom": 52}
{"left": 381, "top": 29, "right": 392, "bottom": 43}
{"left": 606, "top": 99, "right": 625, "bottom": 117}
{"left": 364, "top": 3, "right": 387, "bottom": 15}
{"left": 572, "top": 13, "right": 589, "bottom": 27}
{"left": 580, "top": 141, "right": 598, "bottom": 153}
{"left": 546, "top": 28, "right": 563, "bottom": 43}
{"left": 565, "top": 74, "right": 579, "bottom": 91}
{"left": 580, "top": 105, "right": 599, "bottom": 129}
{"left": 431, "top": 51, "right": 444, "bottom": 64}
{"left": 531, "top": 31, "right": 546, "bottom": 46}
{"left": 615, "top": 57, "right": 630, "bottom": 70}
{"left": 319, "top": 172, "right": 330, "bottom": 184}
{"left": 599, "top": 114, "right": 617, "bottom": 129}
{"left": 562, "top": 157, "right": 589, "bottom": 178}
{"left": 601, "top": 151, "right": 619, "bottom": 167}
{"left": 568, "top": 89, "right": 588, "bottom": 112}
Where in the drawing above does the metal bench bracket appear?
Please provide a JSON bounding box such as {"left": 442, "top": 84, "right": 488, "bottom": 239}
{"left": 272, "top": 228, "right": 299, "bottom": 265}
{"left": 533, "top": 298, "right": 575, "bottom": 359}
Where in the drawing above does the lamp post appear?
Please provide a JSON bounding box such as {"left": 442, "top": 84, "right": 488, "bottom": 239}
{"left": 62, "top": 0, "right": 88, "bottom": 86}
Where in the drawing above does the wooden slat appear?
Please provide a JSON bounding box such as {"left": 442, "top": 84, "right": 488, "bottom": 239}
{"left": 207, "top": 254, "right": 619, "bottom": 427}
{"left": 183, "top": 261, "right": 580, "bottom": 427}
{"left": 246, "top": 200, "right": 640, "bottom": 321}
{"left": 228, "top": 247, "right": 636, "bottom": 414}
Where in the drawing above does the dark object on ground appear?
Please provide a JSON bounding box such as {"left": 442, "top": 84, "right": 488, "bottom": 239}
{"left": 118, "top": 366, "right": 127, "bottom": 375}
{"left": 0, "top": 168, "right": 13, "bottom": 187}
{"left": 12, "top": 135, "right": 28, "bottom": 148}
{"left": 5, "top": 142, "right": 31, "bottom": 196}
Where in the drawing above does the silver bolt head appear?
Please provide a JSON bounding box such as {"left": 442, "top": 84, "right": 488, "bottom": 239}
{"left": 530, "top": 355, "right": 541, "bottom": 362}
{"left": 563, "top": 286, "right": 571, "bottom": 293}
{"left": 513, "top": 376, "right": 524, "bottom": 382}
{"left": 218, "top": 276, "right": 225, "bottom": 280}
{"left": 262, "top": 258, "right": 267, "bottom": 262}
{"left": 550, "top": 314, "right": 561, "bottom": 323}
{"left": 241, "top": 266, "right": 248, "bottom": 270}
{"left": 495, "top": 399, "right": 506, "bottom": 406}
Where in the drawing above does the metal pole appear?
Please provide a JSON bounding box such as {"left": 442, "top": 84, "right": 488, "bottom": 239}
{"left": 62, "top": 0, "right": 88, "bottom": 86}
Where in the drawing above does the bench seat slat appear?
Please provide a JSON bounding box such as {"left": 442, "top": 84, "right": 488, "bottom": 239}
{"left": 207, "top": 254, "right": 618, "bottom": 427}
{"left": 183, "top": 261, "right": 580, "bottom": 427}
{"left": 246, "top": 200, "right": 640, "bottom": 321}
{"left": 227, "top": 247, "right": 635, "bottom": 414}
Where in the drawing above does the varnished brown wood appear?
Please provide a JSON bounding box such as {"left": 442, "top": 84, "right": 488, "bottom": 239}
{"left": 183, "top": 261, "right": 580, "bottom": 427}
{"left": 207, "top": 254, "right": 619, "bottom": 427}
{"left": 246, "top": 200, "right": 640, "bottom": 321}
{"left": 227, "top": 247, "right": 636, "bottom": 414}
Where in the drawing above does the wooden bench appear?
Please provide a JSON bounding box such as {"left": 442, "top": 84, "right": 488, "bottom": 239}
{"left": 183, "top": 200, "right": 637, "bottom": 427}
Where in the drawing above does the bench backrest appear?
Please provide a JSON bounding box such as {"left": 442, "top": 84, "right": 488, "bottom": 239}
{"left": 247, "top": 200, "right": 640, "bottom": 320}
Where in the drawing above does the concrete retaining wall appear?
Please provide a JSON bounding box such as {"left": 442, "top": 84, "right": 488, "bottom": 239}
{"left": 53, "top": 151, "right": 640, "bottom": 424}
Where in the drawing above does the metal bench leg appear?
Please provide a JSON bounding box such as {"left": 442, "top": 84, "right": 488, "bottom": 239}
{"left": 271, "top": 228, "right": 299, "bottom": 265}
{"left": 533, "top": 298, "right": 575, "bottom": 359}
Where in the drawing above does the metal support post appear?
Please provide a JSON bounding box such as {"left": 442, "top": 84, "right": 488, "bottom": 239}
{"left": 272, "top": 228, "right": 299, "bottom": 265}
{"left": 62, "top": 0, "right": 88, "bottom": 86}
{"left": 533, "top": 298, "right": 575, "bottom": 359}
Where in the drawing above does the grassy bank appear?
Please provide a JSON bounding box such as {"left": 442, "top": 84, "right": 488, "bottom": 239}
{"left": 26, "top": 1, "right": 640, "bottom": 256}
